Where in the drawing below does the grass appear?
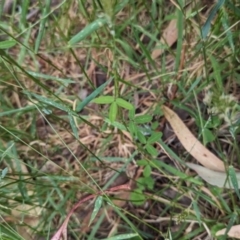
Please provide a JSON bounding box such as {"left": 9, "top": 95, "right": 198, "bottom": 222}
{"left": 0, "top": 0, "right": 240, "bottom": 239}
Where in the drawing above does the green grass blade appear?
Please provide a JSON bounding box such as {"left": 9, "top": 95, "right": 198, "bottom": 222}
{"left": 69, "top": 114, "right": 79, "bottom": 140}
{"left": 76, "top": 78, "right": 112, "bottom": 112}
{"left": 92, "top": 95, "right": 115, "bottom": 104}
{"left": 0, "top": 105, "right": 35, "bottom": 117}
{"left": 27, "top": 71, "right": 75, "bottom": 85}
{"left": 0, "top": 39, "right": 17, "bottom": 49}
{"left": 224, "top": 212, "right": 237, "bottom": 237}
{"left": 221, "top": 7, "right": 234, "bottom": 52}
{"left": 228, "top": 166, "right": 240, "bottom": 199}
{"left": 20, "top": 0, "right": 30, "bottom": 26}
{"left": 102, "top": 233, "right": 138, "bottom": 240}
{"left": 34, "top": 0, "right": 51, "bottom": 53}
{"left": 201, "top": 0, "right": 226, "bottom": 39}
{"left": 174, "top": 2, "right": 184, "bottom": 71}
{"left": 68, "top": 17, "right": 108, "bottom": 46}
{"left": 208, "top": 55, "right": 223, "bottom": 90}
{"left": 89, "top": 196, "right": 103, "bottom": 226}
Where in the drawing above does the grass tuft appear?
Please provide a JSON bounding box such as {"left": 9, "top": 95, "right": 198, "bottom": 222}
{"left": 0, "top": 0, "right": 240, "bottom": 239}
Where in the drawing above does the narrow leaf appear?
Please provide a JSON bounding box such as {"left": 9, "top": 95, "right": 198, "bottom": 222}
{"left": 147, "top": 132, "right": 162, "bottom": 144}
{"left": 129, "top": 121, "right": 137, "bottom": 136}
{"left": 130, "top": 190, "right": 146, "bottom": 206}
{"left": 1, "top": 167, "right": 8, "bottom": 178}
{"left": 145, "top": 144, "right": 158, "bottom": 157}
{"left": 109, "top": 102, "right": 118, "bottom": 122}
{"left": 89, "top": 196, "right": 103, "bottom": 226}
{"left": 68, "top": 18, "right": 108, "bottom": 45}
{"left": 156, "top": 161, "right": 202, "bottom": 185}
{"left": 187, "top": 163, "right": 240, "bottom": 189}
{"left": 30, "top": 93, "right": 72, "bottom": 113}
{"left": 76, "top": 78, "right": 112, "bottom": 112}
{"left": 128, "top": 108, "right": 135, "bottom": 120}
{"left": 69, "top": 114, "right": 79, "bottom": 140}
{"left": 136, "top": 130, "right": 146, "bottom": 144}
{"left": 102, "top": 233, "right": 138, "bottom": 240}
{"left": 116, "top": 98, "right": 134, "bottom": 110}
{"left": 34, "top": 2, "right": 50, "bottom": 53}
{"left": 162, "top": 105, "right": 225, "bottom": 171}
{"left": 134, "top": 115, "right": 152, "bottom": 124}
{"left": 229, "top": 166, "right": 240, "bottom": 199}
{"left": 92, "top": 96, "right": 114, "bottom": 104}
{"left": 104, "top": 118, "right": 127, "bottom": 131}
{"left": 201, "top": 0, "right": 226, "bottom": 39}
{"left": 192, "top": 201, "right": 201, "bottom": 224}
{"left": 143, "top": 165, "right": 151, "bottom": 177}
{"left": 0, "top": 39, "right": 16, "bottom": 49}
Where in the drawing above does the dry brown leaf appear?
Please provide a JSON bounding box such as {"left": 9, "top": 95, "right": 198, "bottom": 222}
{"left": 151, "top": 19, "right": 178, "bottom": 59}
{"left": 162, "top": 105, "right": 225, "bottom": 171}
{"left": 186, "top": 163, "right": 234, "bottom": 189}
{"left": 216, "top": 225, "right": 240, "bottom": 238}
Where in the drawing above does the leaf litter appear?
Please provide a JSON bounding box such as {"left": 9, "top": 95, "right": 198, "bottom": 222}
{"left": 1, "top": 0, "right": 240, "bottom": 239}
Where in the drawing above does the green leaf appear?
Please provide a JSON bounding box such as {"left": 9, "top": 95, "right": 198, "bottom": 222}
{"left": 208, "top": 55, "right": 223, "bottom": 90}
{"left": 137, "top": 159, "right": 148, "bottom": 166}
{"left": 202, "top": 128, "right": 216, "bottom": 145}
{"left": 143, "top": 165, "right": 151, "bottom": 177}
{"left": 0, "top": 39, "right": 17, "bottom": 49}
{"left": 144, "top": 176, "right": 154, "bottom": 190}
{"left": 224, "top": 212, "right": 237, "bottom": 237}
{"left": 229, "top": 166, "right": 240, "bottom": 199}
{"left": 207, "top": 116, "right": 221, "bottom": 128}
{"left": 68, "top": 18, "right": 108, "bottom": 45}
{"left": 1, "top": 167, "right": 8, "bottom": 178}
{"left": 134, "top": 115, "right": 152, "bottom": 124}
{"left": 192, "top": 200, "right": 202, "bottom": 224}
{"left": 29, "top": 93, "right": 74, "bottom": 114}
{"left": 76, "top": 78, "right": 112, "bottom": 112}
{"left": 116, "top": 98, "right": 134, "bottom": 110}
{"left": 145, "top": 144, "right": 158, "bottom": 157}
{"left": 92, "top": 96, "right": 115, "bottom": 104}
{"left": 175, "top": 4, "right": 184, "bottom": 71}
{"left": 115, "top": 39, "right": 135, "bottom": 60}
{"left": 130, "top": 189, "right": 146, "bottom": 206}
{"left": 128, "top": 108, "right": 135, "bottom": 120}
{"left": 102, "top": 233, "right": 138, "bottom": 240}
{"left": 159, "top": 162, "right": 202, "bottom": 185}
{"left": 0, "top": 224, "right": 23, "bottom": 240}
{"left": 89, "top": 196, "right": 103, "bottom": 226}
{"left": 69, "top": 114, "right": 79, "bottom": 140}
{"left": 27, "top": 71, "right": 75, "bottom": 84}
{"left": 0, "top": 105, "right": 35, "bottom": 117}
{"left": 151, "top": 121, "right": 158, "bottom": 130}
{"left": 104, "top": 118, "right": 126, "bottom": 131}
{"left": 136, "top": 130, "right": 146, "bottom": 144}
{"left": 201, "top": 0, "right": 226, "bottom": 39}
{"left": 129, "top": 121, "right": 137, "bottom": 136}
{"left": 221, "top": 7, "right": 234, "bottom": 52}
{"left": 147, "top": 132, "right": 162, "bottom": 144}
{"left": 109, "top": 102, "right": 118, "bottom": 122}
{"left": 34, "top": 1, "right": 50, "bottom": 53}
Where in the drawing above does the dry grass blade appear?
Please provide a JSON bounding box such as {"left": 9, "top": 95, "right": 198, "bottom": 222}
{"left": 162, "top": 105, "right": 225, "bottom": 171}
